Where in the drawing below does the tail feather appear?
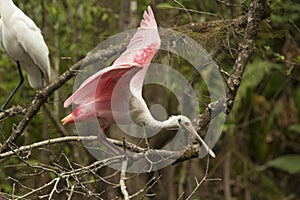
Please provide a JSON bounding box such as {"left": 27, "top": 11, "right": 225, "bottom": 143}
{"left": 61, "top": 113, "right": 74, "bottom": 125}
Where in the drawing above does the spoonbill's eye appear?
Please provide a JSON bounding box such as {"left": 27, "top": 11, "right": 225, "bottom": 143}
{"left": 184, "top": 121, "right": 190, "bottom": 126}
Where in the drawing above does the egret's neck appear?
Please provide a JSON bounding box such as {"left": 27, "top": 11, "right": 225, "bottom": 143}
{"left": 0, "top": 0, "right": 18, "bottom": 20}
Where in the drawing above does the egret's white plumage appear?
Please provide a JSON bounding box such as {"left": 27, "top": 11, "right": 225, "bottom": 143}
{"left": 0, "top": 0, "right": 52, "bottom": 89}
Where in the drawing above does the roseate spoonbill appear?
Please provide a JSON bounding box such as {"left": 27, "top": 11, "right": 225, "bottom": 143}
{"left": 62, "top": 6, "right": 215, "bottom": 158}
{"left": 0, "top": 0, "right": 52, "bottom": 110}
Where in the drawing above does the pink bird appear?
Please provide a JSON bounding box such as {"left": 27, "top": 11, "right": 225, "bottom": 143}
{"left": 62, "top": 6, "right": 215, "bottom": 158}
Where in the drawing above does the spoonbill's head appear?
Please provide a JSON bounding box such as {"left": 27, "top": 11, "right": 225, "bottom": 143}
{"left": 164, "top": 115, "right": 194, "bottom": 130}
{"left": 164, "top": 115, "right": 216, "bottom": 158}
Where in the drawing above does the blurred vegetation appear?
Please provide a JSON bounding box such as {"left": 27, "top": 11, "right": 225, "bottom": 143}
{"left": 0, "top": 0, "right": 299, "bottom": 199}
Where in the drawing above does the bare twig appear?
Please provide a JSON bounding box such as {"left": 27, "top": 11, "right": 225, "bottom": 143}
{"left": 129, "top": 175, "right": 161, "bottom": 199}
{"left": 0, "top": 41, "right": 127, "bottom": 153}
{"left": 0, "top": 135, "right": 145, "bottom": 159}
{"left": 16, "top": 178, "right": 58, "bottom": 200}
{"left": 172, "top": 0, "right": 193, "bottom": 22}
{"left": 67, "top": 185, "right": 75, "bottom": 200}
{"left": 43, "top": 104, "right": 69, "bottom": 136}
{"left": 185, "top": 157, "right": 210, "bottom": 200}
{"left": 0, "top": 105, "right": 26, "bottom": 121}
{"left": 197, "top": 0, "right": 271, "bottom": 130}
{"left": 48, "top": 178, "right": 60, "bottom": 200}
{"left": 216, "top": 0, "right": 246, "bottom": 8}
{"left": 161, "top": 6, "right": 218, "bottom": 18}
{"left": 120, "top": 156, "right": 129, "bottom": 200}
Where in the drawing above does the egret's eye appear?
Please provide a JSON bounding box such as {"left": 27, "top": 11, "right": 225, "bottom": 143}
{"left": 178, "top": 118, "right": 181, "bottom": 124}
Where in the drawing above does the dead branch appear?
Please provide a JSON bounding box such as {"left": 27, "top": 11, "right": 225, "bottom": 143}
{"left": 197, "top": 0, "right": 271, "bottom": 130}
{"left": 0, "top": 135, "right": 145, "bottom": 159}
{"left": 120, "top": 156, "right": 129, "bottom": 200}
{"left": 0, "top": 105, "right": 26, "bottom": 121}
{"left": 0, "top": 42, "right": 127, "bottom": 153}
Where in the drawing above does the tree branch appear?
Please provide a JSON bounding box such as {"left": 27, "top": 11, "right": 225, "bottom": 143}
{"left": 0, "top": 0, "right": 271, "bottom": 165}
{"left": 197, "top": 0, "right": 271, "bottom": 130}
{"left": 120, "top": 156, "right": 130, "bottom": 200}
{"left": 0, "top": 42, "right": 127, "bottom": 153}
{"left": 0, "top": 105, "right": 26, "bottom": 121}
{"left": 0, "top": 135, "right": 145, "bottom": 159}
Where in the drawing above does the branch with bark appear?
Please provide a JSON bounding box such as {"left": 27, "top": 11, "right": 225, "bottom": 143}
{"left": 0, "top": 0, "right": 270, "bottom": 159}
{"left": 197, "top": 0, "right": 271, "bottom": 131}
{"left": 0, "top": 41, "right": 128, "bottom": 153}
{"left": 0, "top": 1, "right": 272, "bottom": 198}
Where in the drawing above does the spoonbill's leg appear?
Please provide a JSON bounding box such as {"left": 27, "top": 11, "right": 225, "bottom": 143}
{"left": 144, "top": 127, "right": 152, "bottom": 151}
{"left": 97, "top": 126, "right": 123, "bottom": 156}
{"left": 1, "top": 61, "right": 24, "bottom": 111}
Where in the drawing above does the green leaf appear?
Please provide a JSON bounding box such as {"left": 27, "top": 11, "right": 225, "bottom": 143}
{"left": 266, "top": 155, "right": 300, "bottom": 174}
{"left": 274, "top": 53, "right": 285, "bottom": 61}
{"left": 231, "top": 59, "right": 275, "bottom": 117}
{"left": 157, "top": 3, "right": 173, "bottom": 9}
{"left": 288, "top": 124, "right": 300, "bottom": 134}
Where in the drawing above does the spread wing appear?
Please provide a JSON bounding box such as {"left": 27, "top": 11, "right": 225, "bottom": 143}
{"left": 113, "top": 6, "right": 160, "bottom": 66}
{"left": 114, "top": 6, "right": 161, "bottom": 95}
{"left": 64, "top": 6, "right": 160, "bottom": 107}
{"left": 63, "top": 65, "right": 140, "bottom": 107}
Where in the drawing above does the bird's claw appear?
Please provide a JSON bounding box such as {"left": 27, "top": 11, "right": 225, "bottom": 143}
{"left": 34, "top": 90, "right": 43, "bottom": 98}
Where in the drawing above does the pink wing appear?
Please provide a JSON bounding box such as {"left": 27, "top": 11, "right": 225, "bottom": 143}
{"left": 64, "top": 6, "right": 160, "bottom": 108}
{"left": 113, "top": 6, "right": 161, "bottom": 94}
{"left": 63, "top": 64, "right": 139, "bottom": 107}
{"left": 114, "top": 6, "right": 160, "bottom": 66}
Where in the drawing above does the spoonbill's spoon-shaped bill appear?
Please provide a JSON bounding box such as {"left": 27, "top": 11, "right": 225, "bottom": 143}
{"left": 0, "top": 0, "right": 53, "bottom": 110}
{"left": 62, "top": 6, "right": 215, "bottom": 158}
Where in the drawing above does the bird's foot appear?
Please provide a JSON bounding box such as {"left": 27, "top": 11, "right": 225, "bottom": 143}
{"left": 32, "top": 90, "right": 43, "bottom": 105}
{"left": 34, "top": 90, "right": 43, "bottom": 99}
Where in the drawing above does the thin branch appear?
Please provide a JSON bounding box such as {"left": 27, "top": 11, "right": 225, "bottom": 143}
{"left": 16, "top": 178, "right": 58, "bottom": 200}
{"left": 0, "top": 105, "right": 26, "bottom": 121}
{"left": 185, "top": 157, "right": 210, "bottom": 200}
{"left": 172, "top": 0, "right": 193, "bottom": 22}
{"left": 0, "top": 41, "right": 127, "bottom": 153}
{"left": 119, "top": 156, "right": 129, "bottom": 200}
{"left": 0, "top": 135, "right": 145, "bottom": 159}
{"left": 48, "top": 178, "right": 60, "bottom": 200}
{"left": 43, "top": 104, "right": 69, "bottom": 136}
{"left": 67, "top": 185, "right": 75, "bottom": 200}
{"left": 175, "top": 15, "right": 247, "bottom": 34}
{"left": 129, "top": 175, "right": 161, "bottom": 199}
{"left": 161, "top": 6, "right": 218, "bottom": 18}
{"left": 216, "top": 0, "right": 246, "bottom": 8}
{"left": 197, "top": 0, "right": 271, "bottom": 130}
{"left": 0, "top": 0, "right": 271, "bottom": 172}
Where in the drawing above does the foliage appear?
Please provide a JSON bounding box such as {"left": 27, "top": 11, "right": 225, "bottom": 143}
{"left": 266, "top": 154, "right": 300, "bottom": 174}
{"left": 231, "top": 58, "right": 276, "bottom": 117}
{"left": 0, "top": 0, "right": 299, "bottom": 199}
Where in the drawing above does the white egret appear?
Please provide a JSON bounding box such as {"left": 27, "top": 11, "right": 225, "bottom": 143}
{"left": 0, "top": 0, "right": 53, "bottom": 110}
